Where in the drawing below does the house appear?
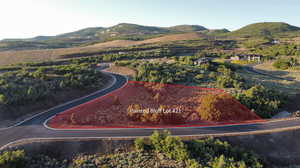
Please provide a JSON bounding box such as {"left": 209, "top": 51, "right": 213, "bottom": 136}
{"left": 272, "top": 40, "right": 280, "bottom": 44}
{"left": 194, "top": 57, "right": 211, "bottom": 65}
{"left": 230, "top": 54, "right": 263, "bottom": 62}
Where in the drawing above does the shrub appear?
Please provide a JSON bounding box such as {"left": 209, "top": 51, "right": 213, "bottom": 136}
{"left": 235, "top": 85, "right": 286, "bottom": 118}
{"left": 0, "top": 94, "right": 6, "bottom": 104}
{"left": 150, "top": 130, "right": 189, "bottom": 161}
{"left": 273, "top": 57, "right": 299, "bottom": 70}
{"left": 135, "top": 137, "right": 146, "bottom": 151}
{"left": 197, "top": 93, "right": 251, "bottom": 121}
{"left": 0, "top": 150, "right": 26, "bottom": 168}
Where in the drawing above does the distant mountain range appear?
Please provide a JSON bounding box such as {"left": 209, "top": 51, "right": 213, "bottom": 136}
{"left": 1, "top": 22, "right": 300, "bottom": 51}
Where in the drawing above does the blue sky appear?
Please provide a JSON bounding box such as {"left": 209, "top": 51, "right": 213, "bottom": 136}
{"left": 0, "top": 0, "right": 299, "bottom": 40}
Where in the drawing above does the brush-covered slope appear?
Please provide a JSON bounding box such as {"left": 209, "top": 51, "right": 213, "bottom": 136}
{"left": 228, "top": 22, "right": 300, "bottom": 37}
{"left": 168, "top": 25, "right": 207, "bottom": 32}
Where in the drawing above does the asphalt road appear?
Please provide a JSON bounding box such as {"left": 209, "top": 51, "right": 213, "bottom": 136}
{"left": 244, "top": 66, "right": 294, "bottom": 82}
{"left": 0, "top": 72, "right": 300, "bottom": 151}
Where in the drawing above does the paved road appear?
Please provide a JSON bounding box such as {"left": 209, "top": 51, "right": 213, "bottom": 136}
{"left": 244, "top": 66, "right": 294, "bottom": 82}
{"left": 0, "top": 72, "right": 300, "bottom": 150}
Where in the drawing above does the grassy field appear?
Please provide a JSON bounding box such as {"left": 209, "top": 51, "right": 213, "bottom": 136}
{"left": 0, "top": 33, "right": 203, "bottom": 66}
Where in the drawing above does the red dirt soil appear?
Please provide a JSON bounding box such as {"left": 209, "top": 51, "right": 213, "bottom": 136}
{"left": 48, "top": 81, "right": 265, "bottom": 129}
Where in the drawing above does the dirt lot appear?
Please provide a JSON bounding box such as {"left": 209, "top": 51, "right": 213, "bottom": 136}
{"left": 49, "top": 81, "right": 261, "bottom": 129}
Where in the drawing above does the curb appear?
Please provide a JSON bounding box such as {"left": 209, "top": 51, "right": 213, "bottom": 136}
{"left": 0, "top": 71, "right": 117, "bottom": 131}
{"left": 2, "top": 122, "right": 300, "bottom": 151}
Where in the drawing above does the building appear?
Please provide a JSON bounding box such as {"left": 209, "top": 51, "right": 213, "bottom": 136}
{"left": 230, "top": 54, "right": 263, "bottom": 62}
{"left": 194, "top": 57, "right": 211, "bottom": 65}
{"left": 271, "top": 40, "right": 280, "bottom": 44}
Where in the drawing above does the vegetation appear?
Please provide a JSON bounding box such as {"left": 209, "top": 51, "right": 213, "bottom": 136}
{"left": 0, "top": 131, "right": 263, "bottom": 168}
{"left": 252, "top": 44, "right": 300, "bottom": 59}
{"left": 0, "top": 150, "right": 26, "bottom": 168}
{"left": 234, "top": 85, "right": 286, "bottom": 118}
{"left": 119, "top": 59, "right": 244, "bottom": 88}
{"left": 197, "top": 93, "right": 250, "bottom": 121}
{"left": 116, "top": 58, "right": 287, "bottom": 118}
{"left": 0, "top": 63, "right": 105, "bottom": 114}
{"left": 72, "top": 131, "right": 263, "bottom": 168}
{"left": 273, "top": 57, "right": 299, "bottom": 70}
{"left": 228, "top": 22, "right": 300, "bottom": 38}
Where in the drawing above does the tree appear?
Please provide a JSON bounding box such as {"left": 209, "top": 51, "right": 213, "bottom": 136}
{"left": 0, "top": 150, "right": 26, "bottom": 168}
{"left": 0, "top": 94, "right": 7, "bottom": 104}
{"left": 197, "top": 93, "right": 252, "bottom": 122}
{"left": 134, "top": 137, "right": 146, "bottom": 151}
{"left": 236, "top": 85, "right": 285, "bottom": 118}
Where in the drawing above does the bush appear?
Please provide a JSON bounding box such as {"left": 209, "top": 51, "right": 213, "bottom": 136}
{"left": 135, "top": 137, "right": 147, "bottom": 151}
{"left": 197, "top": 93, "right": 252, "bottom": 121}
{"left": 150, "top": 130, "right": 189, "bottom": 161}
{"left": 187, "top": 138, "right": 263, "bottom": 168}
{"left": 235, "top": 85, "right": 286, "bottom": 118}
{"left": 216, "top": 66, "right": 245, "bottom": 89}
{"left": 273, "top": 57, "right": 299, "bottom": 70}
{"left": 0, "top": 150, "right": 26, "bottom": 168}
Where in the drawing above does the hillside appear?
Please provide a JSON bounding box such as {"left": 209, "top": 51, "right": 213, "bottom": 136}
{"left": 0, "top": 32, "right": 204, "bottom": 66}
{"left": 0, "top": 23, "right": 208, "bottom": 51}
{"left": 228, "top": 22, "right": 300, "bottom": 38}
{"left": 88, "top": 32, "right": 205, "bottom": 48}
{"left": 168, "top": 25, "right": 207, "bottom": 32}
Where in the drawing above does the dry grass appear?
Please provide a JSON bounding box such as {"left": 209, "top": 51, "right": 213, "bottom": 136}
{"left": 105, "top": 66, "right": 137, "bottom": 77}
{"left": 136, "top": 32, "right": 204, "bottom": 44}
{"left": 0, "top": 33, "right": 203, "bottom": 66}
{"left": 238, "top": 66, "right": 300, "bottom": 95}
{"left": 254, "top": 61, "right": 300, "bottom": 82}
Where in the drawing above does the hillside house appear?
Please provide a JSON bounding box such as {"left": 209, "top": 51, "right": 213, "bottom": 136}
{"left": 230, "top": 54, "right": 263, "bottom": 62}
{"left": 272, "top": 40, "right": 280, "bottom": 44}
{"left": 194, "top": 57, "right": 211, "bottom": 65}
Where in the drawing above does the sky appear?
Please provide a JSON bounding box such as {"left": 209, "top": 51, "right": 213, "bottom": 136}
{"left": 0, "top": 0, "right": 299, "bottom": 40}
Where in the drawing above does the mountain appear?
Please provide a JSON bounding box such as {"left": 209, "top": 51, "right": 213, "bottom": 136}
{"left": 0, "top": 23, "right": 208, "bottom": 51}
{"left": 2, "top": 23, "right": 173, "bottom": 44}
{"left": 2, "top": 23, "right": 207, "bottom": 43}
{"left": 228, "top": 22, "right": 300, "bottom": 37}
{"left": 168, "top": 25, "right": 207, "bottom": 32}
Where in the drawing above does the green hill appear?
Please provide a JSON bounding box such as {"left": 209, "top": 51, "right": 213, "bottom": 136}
{"left": 109, "top": 23, "right": 171, "bottom": 34}
{"left": 228, "top": 22, "right": 300, "bottom": 38}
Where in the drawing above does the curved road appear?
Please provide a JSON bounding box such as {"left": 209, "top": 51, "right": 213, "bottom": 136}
{"left": 244, "top": 66, "right": 295, "bottom": 82}
{"left": 0, "top": 72, "right": 300, "bottom": 150}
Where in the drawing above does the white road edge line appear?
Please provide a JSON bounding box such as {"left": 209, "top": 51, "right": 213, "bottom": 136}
{"left": 0, "top": 71, "right": 117, "bottom": 131}
{"left": 2, "top": 123, "right": 300, "bottom": 151}
{"left": 43, "top": 72, "right": 129, "bottom": 130}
